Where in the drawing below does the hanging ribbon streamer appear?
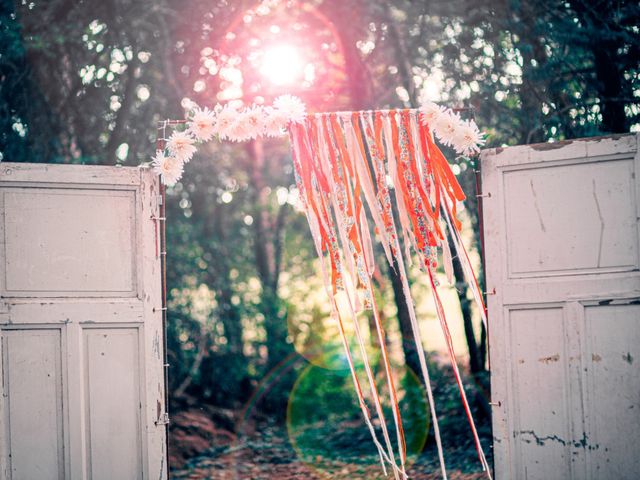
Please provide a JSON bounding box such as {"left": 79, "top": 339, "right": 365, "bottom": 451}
{"left": 286, "top": 109, "right": 491, "bottom": 480}
{"left": 154, "top": 96, "right": 489, "bottom": 479}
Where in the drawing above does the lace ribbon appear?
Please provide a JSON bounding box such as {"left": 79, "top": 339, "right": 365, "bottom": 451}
{"left": 287, "top": 109, "right": 491, "bottom": 480}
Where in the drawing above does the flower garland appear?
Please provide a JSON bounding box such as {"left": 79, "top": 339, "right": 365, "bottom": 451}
{"left": 153, "top": 96, "right": 492, "bottom": 480}
{"left": 152, "top": 95, "right": 485, "bottom": 186}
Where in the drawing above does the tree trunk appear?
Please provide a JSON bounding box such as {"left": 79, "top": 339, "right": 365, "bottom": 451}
{"left": 479, "top": 320, "right": 487, "bottom": 369}
{"left": 105, "top": 55, "right": 140, "bottom": 163}
{"left": 592, "top": 44, "right": 628, "bottom": 133}
{"left": 515, "top": 1, "right": 548, "bottom": 144}
{"left": 196, "top": 196, "right": 246, "bottom": 401}
{"left": 174, "top": 320, "right": 209, "bottom": 398}
{"left": 204, "top": 197, "right": 245, "bottom": 357}
{"left": 569, "top": 0, "right": 629, "bottom": 134}
{"left": 388, "top": 259, "right": 424, "bottom": 382}
{"left": 451, "top": 245, "right": 483, "bottom": 374}
{"left": 246, "top": 139, "right": 292, "bottom": 369}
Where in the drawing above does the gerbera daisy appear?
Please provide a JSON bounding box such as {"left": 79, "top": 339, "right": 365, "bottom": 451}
{"left": 263, "top": 106, "right": 288, "bottom": 137}
{"left": 215, "top": 104, "right": 239, "bottom": 141}
{"left": 273, "top": 94, "right": 306, "bottom": 124}
{"left": 225, "top": 109, "right": 256, "bottom": 142}
{"left": 452, "top": 119, "right": 486, "bottom": 156}
{"left": 432, "top": 110, "right": 460, "bottom": 147}
{"left": 166, "top": 131, "right": 197, "bottom": 163}
{"left": 419, "top": 101, "right": 446, "bottom": 128}
{"left": 152, "top": 151, "right": 184, "bottom": 186}
{"left": 188, "top": 106, "right": 217, "bottom": 142}
{"left": 243, "top": 106, "right": 266, "bottom": 139}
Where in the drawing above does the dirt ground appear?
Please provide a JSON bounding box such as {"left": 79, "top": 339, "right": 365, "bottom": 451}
{"left": 169, "top": 406, "right": 493, "bottom": 480}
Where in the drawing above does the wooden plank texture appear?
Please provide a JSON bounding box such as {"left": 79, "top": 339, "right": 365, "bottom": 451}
{"left": 84, "top": 328, "right": 142, "bottom": 480}
{"left": 1, "top": 188, "right": 136, "bottom": 296}
{"left": 482, "top": 134, "right": 640, "bottom": 480}
{"left": 0, "top": 163, "right": 167, "bottom": 480}
{"left": 2, "top": 329, "right": 65, "bottom": 480}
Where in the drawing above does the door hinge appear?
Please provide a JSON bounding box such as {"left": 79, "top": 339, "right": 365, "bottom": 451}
{"left": 155, "top": 412, "right": 170, "bottom": 426}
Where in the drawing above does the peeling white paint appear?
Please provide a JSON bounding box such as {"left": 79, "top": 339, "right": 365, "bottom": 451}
{"left": 0, "top": 163, "right": 167, "bottom": 480}
{"left": 482, "top": 134, "right": 640, "bottom": 479}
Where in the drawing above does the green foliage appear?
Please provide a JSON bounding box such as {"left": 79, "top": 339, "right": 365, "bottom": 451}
{"left": 2, "top": 0, "right": 638, "bottom": 418}
{"left": 287, "top": 363, "right": 430, "bottom": 462}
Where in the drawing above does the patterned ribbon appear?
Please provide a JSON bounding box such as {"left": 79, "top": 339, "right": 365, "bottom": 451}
{"left": 287, "top": 109, "right": 491, "bottom": 480}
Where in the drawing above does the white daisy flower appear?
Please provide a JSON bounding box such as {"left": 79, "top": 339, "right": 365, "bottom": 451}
{"left": 167, "top": 131, "right": 197, "bottom": 163}
{"left": 215, "top": 104, "right": 239, "bottom": 141}
{"left": 273, "top": 94, "right": 306, "bottom": 124}
{"left": 225, "top": 109, "right": 256, "bottom": 142}
{"left": 419, "top": 101, "right": 446, "bottom": 127}
{"left": 452, "top": 119, "right": 486, "bottom": 156}
{"left": 152, "top": 151, "right": 184, "bottom": 186}
{"left": 243, "top": 106, "right": 266, "bottom": 139}
{"left": 263, "top": 106, "right": 288, "bottom": 137}
{"left": 187, "top": 106, "right": 217, "bottom": 142}
{"left": 432, "top": 110, "right": 460, "bottom": 147}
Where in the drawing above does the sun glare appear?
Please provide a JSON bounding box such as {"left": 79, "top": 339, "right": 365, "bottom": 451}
{"left": 260, "top": 45, "right": 304, "bottom": 86}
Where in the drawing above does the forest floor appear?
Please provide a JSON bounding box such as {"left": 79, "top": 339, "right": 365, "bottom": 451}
{"left": 169, "top": 364, "right": 493, "bottom": 479}
{"left": 169, "top": 415, "right": 490, "bottom": 479}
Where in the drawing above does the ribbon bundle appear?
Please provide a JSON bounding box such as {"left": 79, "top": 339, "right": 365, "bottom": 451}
{"left": 153, "top": 96, "right": 490, "bottom": 479}
{"left": 287, "top": 109, "right": 490, "bottom": 480}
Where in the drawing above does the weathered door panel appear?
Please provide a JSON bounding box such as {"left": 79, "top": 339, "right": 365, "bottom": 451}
{"left": 582, "top": 303, "right": 640, "bottom": 478}
{"left": 0, "top": 163, "right": 167, "bottom": 480}
{"left": 2, "top": 188, "right": 136, "bottom": 296}
{"left": 482, "top": 135, "right": 640, "bottom": 480}
{"left": 84, "top": 327, "right": 143, "bottom": 480}
{"left": 2, "top": 328, "right": 66, "bottom": 479}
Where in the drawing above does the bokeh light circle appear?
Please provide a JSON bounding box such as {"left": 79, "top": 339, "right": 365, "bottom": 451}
{"left": 287, "top": 361, "right": 431, "bottom": 477}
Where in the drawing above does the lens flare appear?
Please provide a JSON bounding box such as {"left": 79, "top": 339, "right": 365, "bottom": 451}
{"left": 287, "top": 363, "right": 430, "bottom": 477}
{"left": 260, "top": 45, "right": 304, "bottom": 86}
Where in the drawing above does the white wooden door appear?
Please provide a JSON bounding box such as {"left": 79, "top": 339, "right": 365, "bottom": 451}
{"left": 0, "top": 163, "right": 167, "bottom": 480}
{"left": 482, "top": 134, "right": 640, "bottom": 479}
